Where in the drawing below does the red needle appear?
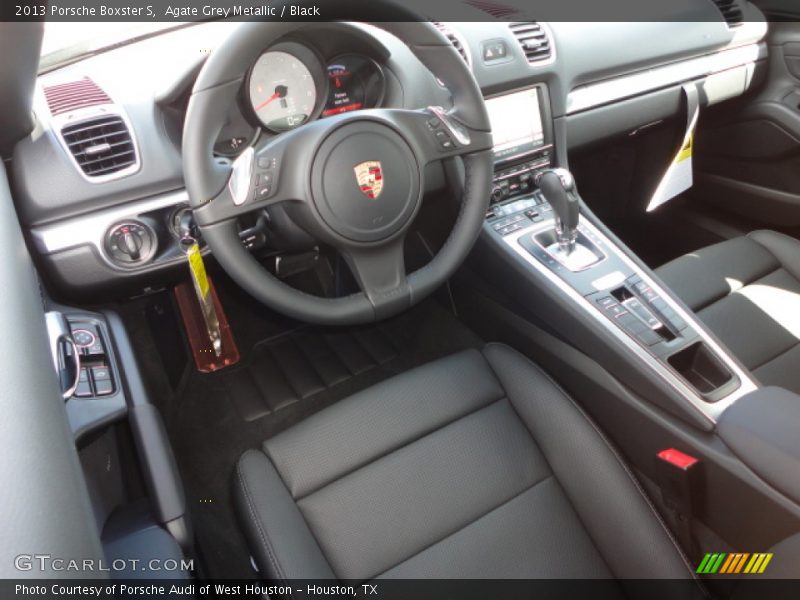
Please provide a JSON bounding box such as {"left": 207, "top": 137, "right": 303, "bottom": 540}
{"left": 254, "top": 92, "right": 279, "bottom": 112}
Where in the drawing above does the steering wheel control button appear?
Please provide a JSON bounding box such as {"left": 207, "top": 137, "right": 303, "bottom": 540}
{"left": 105, "top": 221, "right": 156, "bottom": 266}
{"left": 427, "top": 106, "right": 471, "bottom": 146}
{"left": 257, "top": 172, "right": 274, "bottom": 186}
{"left": 257, "top": 156, "right": 278, "bottom": 169}
{"left": 435, "top": 130, "right": 455, "bottom": 150}
{"left": 311, "top": 122, "right": 421, "bottom": 243}
{"left": 255, "top": 185, "right": 273, "bottom": 201}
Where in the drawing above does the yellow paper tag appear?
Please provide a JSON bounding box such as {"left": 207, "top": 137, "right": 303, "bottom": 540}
{"left": 187, "top": 243, "right": 210, "bottom": 299}
{"left": 676, "top": 132, "right": 693, "bottom": 163}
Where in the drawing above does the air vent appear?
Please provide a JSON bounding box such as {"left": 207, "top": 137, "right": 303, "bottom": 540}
{"left": 711, "top": 0, "right": 743, "bottom": 27}
{"left": 60, "top": 115, "right": 137, "bottom": 178}
{"left": 433, "top": 22, "right": 471, "bottom": 66}
{"left": 509, "top": 22, "right": 553, "bottom": 64}
{"left": 43, "top": 77, "right": 111, "bottom": 116}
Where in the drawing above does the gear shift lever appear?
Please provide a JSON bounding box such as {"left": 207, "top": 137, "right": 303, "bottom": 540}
{"left": 536, "top": 168, "right": 580, "bottom": 254}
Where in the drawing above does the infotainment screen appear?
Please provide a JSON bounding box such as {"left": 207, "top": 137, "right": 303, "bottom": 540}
{"left": 485, "top": 87, "right": 545, "bottom": 162}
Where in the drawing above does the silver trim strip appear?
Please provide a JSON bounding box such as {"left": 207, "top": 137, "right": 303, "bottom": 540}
{"left": 31, "top": 189, "right": 189, "bottom": 259}
{"left": 566, "top": 42, "right": 763, "bottom": 115}
{"left": 504, "top": 217, "right": 758, "bottom": 424}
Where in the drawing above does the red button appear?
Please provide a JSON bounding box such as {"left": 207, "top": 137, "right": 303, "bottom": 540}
{"left": 657, "top": 448, "right": 699, "bottom": 470}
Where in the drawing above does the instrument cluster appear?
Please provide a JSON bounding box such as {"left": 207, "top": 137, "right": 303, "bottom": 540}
{"left": 215, "top": 42, "right": 385, "bottom": 156}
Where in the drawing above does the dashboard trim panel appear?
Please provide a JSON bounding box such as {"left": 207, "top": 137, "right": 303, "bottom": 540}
{"left": 31, "top": 189, "right": 189, "bottom": 261}
{"left": 566, "top": 42, "right": 764, "bottom": 115}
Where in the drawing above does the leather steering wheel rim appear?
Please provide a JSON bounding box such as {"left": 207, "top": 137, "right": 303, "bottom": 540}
{"left": 183, "top": 15, "right": 493, "bottom": 325}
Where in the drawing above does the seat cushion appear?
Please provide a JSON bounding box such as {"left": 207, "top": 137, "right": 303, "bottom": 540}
{"left": 234, "top": 344, "right": 694, "bottom": 582}
{"left": 657, "top": 230, "right": 800, "bottom": 393}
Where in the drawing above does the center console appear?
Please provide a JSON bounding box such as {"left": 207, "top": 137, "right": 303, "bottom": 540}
{"left": 480, "top": 84, "right": 757, "bottom": 425}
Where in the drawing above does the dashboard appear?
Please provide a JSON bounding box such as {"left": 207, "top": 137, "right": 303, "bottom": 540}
{"left": 11, "top": 13, "right": 769, "bottom": 301}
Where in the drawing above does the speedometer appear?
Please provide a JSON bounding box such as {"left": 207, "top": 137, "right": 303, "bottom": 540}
{"left": 248, "top": 44, "right": 325, "bottom": 132}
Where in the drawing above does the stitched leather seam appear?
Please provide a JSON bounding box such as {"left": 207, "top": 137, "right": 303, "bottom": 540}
{"left": 295, "top": 391, "right": 505, "bottom": 502}
{"left": 369, "top": 474, "right": 553, "bottom": 580}
{"left": 236, "top": 459, "right": 287, "bottom": 581}
{"left": 481, "top": 344, "right": 705, "bottom": 589}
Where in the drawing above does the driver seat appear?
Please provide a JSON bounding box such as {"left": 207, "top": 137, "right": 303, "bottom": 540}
{"left": 234, "top": 344, "right": 695, "bottom": 581}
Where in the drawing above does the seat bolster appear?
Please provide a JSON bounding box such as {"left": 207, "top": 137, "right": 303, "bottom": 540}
{"left": 481, "top": 343, "right": 695, "bottom": 580}
{"left": 748, "top": 230, "right": 800, "bottom": 283}
{"left": 234, "top": 450, "right": 335, "bottom": 580}
{"left": 657, "top": 236, "right": 778, "bottom": 310}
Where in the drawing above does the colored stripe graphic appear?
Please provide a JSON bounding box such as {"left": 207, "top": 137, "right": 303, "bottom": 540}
{"left": 698, "top": 553, "right": 774, "bottom": 574}
{"left": 697, "top": 553, "right": 727, "bottom": 574}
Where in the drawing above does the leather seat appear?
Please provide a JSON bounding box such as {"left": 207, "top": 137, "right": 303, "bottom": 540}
{"left": 658, "top": 230, "right": 800, "bottom": 394}
{"left": 234, "top": 343, "right": 695, "bottom": 582}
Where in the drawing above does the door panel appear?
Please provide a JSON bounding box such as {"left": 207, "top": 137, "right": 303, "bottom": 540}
{"left": 693, "top": 22, "right": 800, "bottom": 226}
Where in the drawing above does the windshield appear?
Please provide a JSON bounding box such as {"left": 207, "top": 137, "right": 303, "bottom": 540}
{"left": 40, "top": 22, "right": 189, "bottom": 71}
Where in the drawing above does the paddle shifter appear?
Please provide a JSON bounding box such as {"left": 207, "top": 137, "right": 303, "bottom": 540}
{"left": 536, "top": 168, "right": 580, "bottom": 254}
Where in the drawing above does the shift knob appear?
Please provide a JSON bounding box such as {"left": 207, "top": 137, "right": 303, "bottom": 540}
{"left": 537, "top": 168, "right": 580, "bottom": 253}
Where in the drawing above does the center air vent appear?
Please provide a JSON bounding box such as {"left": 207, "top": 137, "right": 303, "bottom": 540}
{"left": 710, "top": 0, "right": 744, "bottom": 27}
{"left": 60, "top": 115, "right": 138, "bottom": 179}
{"left": 433, "top": 22, "right": 471, "bottom": 66}
{"left": 509, "top": 22, "right": 553, "bottom": 65}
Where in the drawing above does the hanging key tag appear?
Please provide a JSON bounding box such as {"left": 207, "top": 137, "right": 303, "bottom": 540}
{"left": 181, "top": 237, "right": 222, "bottom": 357}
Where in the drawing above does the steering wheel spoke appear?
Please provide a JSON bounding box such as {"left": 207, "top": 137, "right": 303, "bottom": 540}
{"left": 342, "top": 239, "right": 410, "bottom": 319}
{"left": 372, "top": 107, "right": 494, "bottom": 166}
{"left": 193, "top": 131, "right": 311, "bottom": 227}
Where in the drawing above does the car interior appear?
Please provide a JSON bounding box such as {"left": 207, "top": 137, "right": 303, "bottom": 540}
{"left": 3, "top": 1, "right": 800, "bottom": 597}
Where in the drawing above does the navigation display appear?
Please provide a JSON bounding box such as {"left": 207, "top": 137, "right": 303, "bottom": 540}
{"left": 486, "top": 87, "right": 545, "bottom": 162}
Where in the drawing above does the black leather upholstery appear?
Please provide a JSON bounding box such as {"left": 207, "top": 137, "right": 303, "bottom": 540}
{"left": 658, "top": 230, "right": 800, "bottom": 393}
{"left": 234, "top": 344, "right": 695, "bottom": 582}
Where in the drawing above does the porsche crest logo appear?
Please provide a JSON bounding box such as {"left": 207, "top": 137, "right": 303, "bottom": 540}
{"left": 353, "top": 161, "right": 384, "bottom": 199}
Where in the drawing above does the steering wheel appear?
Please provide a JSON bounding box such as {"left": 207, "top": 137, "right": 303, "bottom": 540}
{"left": 183, "top": 18, "right": 493, "bottom": 325}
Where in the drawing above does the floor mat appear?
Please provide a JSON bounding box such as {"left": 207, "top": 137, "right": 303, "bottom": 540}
{"left": 154, "top": 297, "right": 483, "bottom": 579}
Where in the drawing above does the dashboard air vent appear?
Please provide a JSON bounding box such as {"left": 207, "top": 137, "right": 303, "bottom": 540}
{"left": 60, "top": 115, "right": 137, "bottom": 178}
{"left": 43, "top": 77, "right": 111, "bottom": 116}
{"left": 509, "top": 22, "right": 553, "bottom": 64}
{"left": 433, "top": 22, "right": 471, "bottom": 66}
{"left": 711, "top": 0, "right": 743, "bottom": 26}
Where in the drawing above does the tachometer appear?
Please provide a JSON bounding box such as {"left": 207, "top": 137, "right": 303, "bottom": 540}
{"left": 248, "top": 44, "right": 325, "bottom": 132}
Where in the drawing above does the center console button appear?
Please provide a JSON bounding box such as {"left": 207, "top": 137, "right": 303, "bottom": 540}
{"left": 72, "top": 329, "right": 96, "bottom": 348}
{"left": 84, "top": 338, "right": 105, "bottom": 357}
{"left": 91, "top": 366, "right": 111, "bottom": 382}
{"left": 74, "top": 380, "right": 93, "bottom": 398}
{"left": 94, "top": 380, "right": 114, "bottom": 396}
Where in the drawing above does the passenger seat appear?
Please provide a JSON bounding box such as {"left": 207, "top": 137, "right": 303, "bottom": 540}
{"left": 657, "top": 230, "right": 800, "bottom": 394}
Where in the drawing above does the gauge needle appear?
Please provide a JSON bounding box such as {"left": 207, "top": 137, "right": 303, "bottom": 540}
{"left": 255, "top": 85, "right": 288, "bottom": 112}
